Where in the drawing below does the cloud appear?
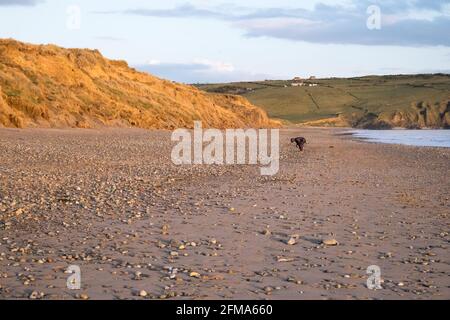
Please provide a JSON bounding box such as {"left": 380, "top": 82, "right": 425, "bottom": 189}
{"left": 134, "top": 60, "right": 271, "bottom": 83}
{"left": 124, "top": 4, "right": 227, "bottom": 19}
{"left": 0, "top": 0, "right": 43, "bottom": 6}
{"left": 239, "top": 15, "right": 450, "bottom": 47}
{"left": 106, "top": 1, "right": 450, "bottom": 47}
{"left": 193, "top": 59, "right": 235, "bottom": 73}
{"left": 94, "top": 36, "right": 125, "bottom": 42}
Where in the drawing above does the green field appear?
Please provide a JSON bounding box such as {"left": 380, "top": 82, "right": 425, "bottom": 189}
{"left": 196, "top": 74, "right": 450, "bottom": 127}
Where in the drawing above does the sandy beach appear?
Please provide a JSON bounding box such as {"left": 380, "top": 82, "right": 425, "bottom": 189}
{"left": 0, "top": 127, "right": 448, "bottom": 300}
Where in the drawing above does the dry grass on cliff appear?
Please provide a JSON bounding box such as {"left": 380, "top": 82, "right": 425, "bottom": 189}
{"left": 0, "top": 39, "right": 279, "bottom": 129}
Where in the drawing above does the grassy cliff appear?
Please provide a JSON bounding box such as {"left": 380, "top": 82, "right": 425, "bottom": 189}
{"left": 0, "top": 39, "right": 278, "bottom": 129}
{"left": 197, "top": 75, "right": 450, "bottom": 128}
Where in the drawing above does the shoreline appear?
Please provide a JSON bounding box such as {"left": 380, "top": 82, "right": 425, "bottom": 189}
{"left": 346, "top": 129, "right": 450, "bottom": 149}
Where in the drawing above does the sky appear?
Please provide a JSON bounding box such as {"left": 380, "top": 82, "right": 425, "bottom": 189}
{"left": 0, "top": 0, "right": 449, "bottom": 83}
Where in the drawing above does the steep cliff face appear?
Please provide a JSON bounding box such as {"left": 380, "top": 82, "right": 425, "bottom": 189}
{"left": 0, "top": 39, "right": 278, "bottom": 129}
{"left": 383, "top": 101, "right": 450, "bottom": 129}
{"left": 303, "top": 101, "right": 450, "bottom": 129}
{"left": 356, "top": 101, "right": 450, "bottom": 129}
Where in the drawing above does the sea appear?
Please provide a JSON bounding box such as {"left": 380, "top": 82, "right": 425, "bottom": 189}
{"left": 349, "top": 129, "right": 450, "bottom": 148}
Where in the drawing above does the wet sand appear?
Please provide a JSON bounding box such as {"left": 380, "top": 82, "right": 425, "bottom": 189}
{"left": 0, "top": 127, "right": 449, "bottom": 300}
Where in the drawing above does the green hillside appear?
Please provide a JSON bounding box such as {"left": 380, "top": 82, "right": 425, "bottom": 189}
{"left": 196, "top": 74, "right": 450, "bottom": 128}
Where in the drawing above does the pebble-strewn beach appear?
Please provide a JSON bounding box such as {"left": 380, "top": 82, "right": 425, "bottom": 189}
{"left": 0, "top": 128, "right": 449, "bottom": 299}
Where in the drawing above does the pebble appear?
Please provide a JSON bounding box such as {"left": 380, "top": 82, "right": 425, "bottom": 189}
{"left": 29, "top": 291, "right": 44, "bottom": 299}
{"left": 79, "top": 293, "right": 89, "bottom": 300}
{"left": 287, "top": 277, "right": 302, "bottom": 284}
{"left": 264, "top": 286, "right": 273, "bottom": 293}
{"left": 134, "top": 271, "right": 142, "bottom": 280}
{"left": 277, "top": 257, "right": 294, "bottom": 262}
{"left": 322, "top": 239, "right": 339, "bottom": 246}
{"left": 286, "top": 234, "right": 299, "bottom": 245}
{"left": 139, "top": 290, "right": 148, "bottom": 297}
{"left": 286, "top": 237, "right": 297, "bottom": 245}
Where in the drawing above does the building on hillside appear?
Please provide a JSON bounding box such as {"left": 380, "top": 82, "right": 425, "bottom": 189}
{"left": 293, "top": 76, "right": 302, "bottom": 81}
{"left": 291, "top": 82, "right": 318, "bottom": 87}
{"left": 309, "top": 76, "right": 316, "bottom": 80}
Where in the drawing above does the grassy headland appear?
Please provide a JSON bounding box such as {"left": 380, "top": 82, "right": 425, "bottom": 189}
{"left": 196, "top": 75, "right": 450, "bottom": 128}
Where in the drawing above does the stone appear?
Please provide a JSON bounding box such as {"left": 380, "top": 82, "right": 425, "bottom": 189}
{"left": 264, "top": 286, "right": 273, "bottom": 293}
{"left": 79, "top": 293, "right": 89, "bottom": 300}
{"left": 287, "top": 277, "right": 302, "bottom": 284}
{"left": 286, "top": 237, "right": 297, "bottom": 245}
{"left": 139, "top": 290, "right": 148, "bottom": 297}
{"left": 29, "top": 291, "right": 44, "bottom": 299}
{"left": 277, "top": 257, "right": 294, "bottom": 262}
{"left": 322, "top": 239, "right": 339, "bottom": 246}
